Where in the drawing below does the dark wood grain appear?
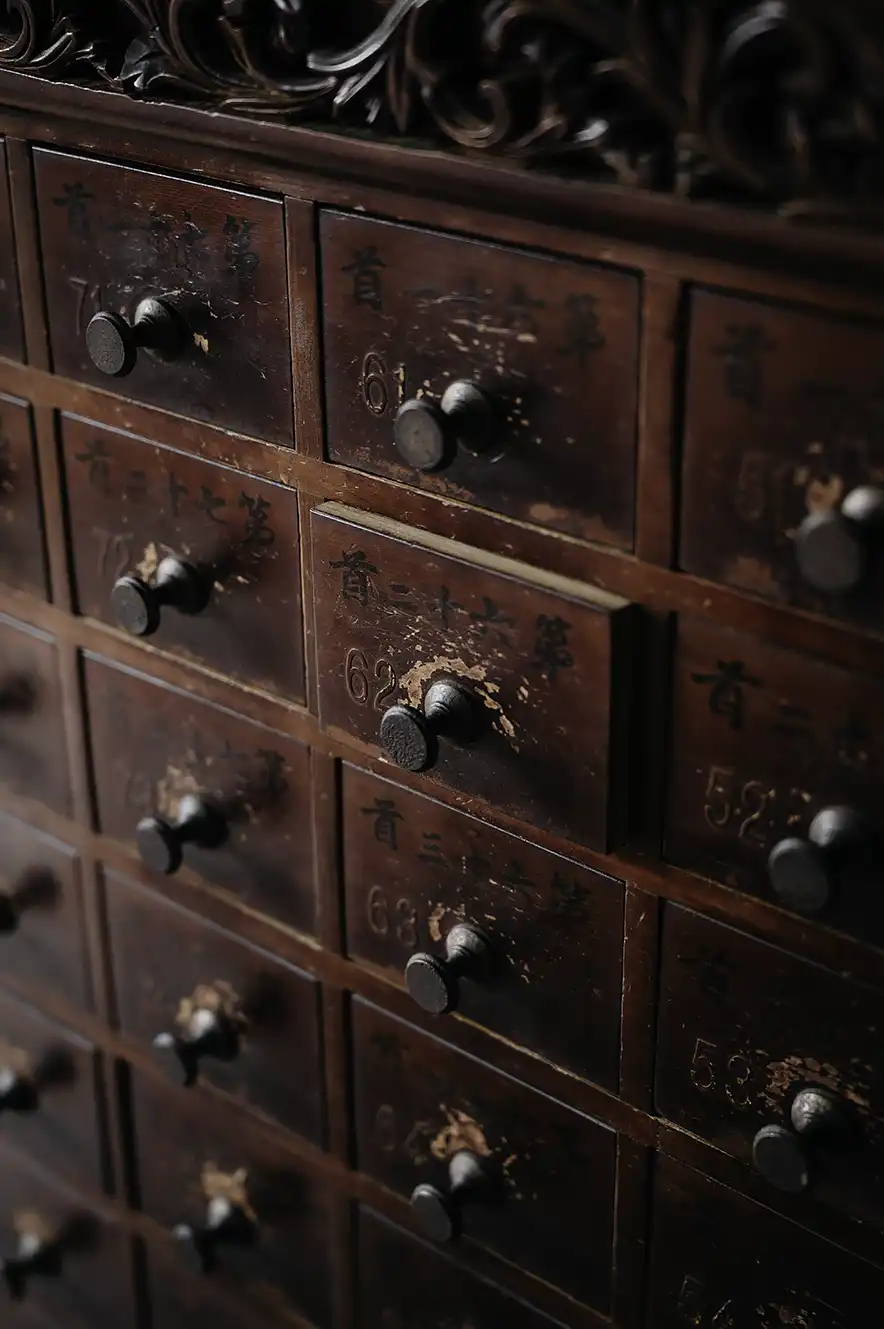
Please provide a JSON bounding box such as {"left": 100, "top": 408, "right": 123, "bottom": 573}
{"left": 342, "top": 764, "right": 624, "bottom": 1092}
{"left": 83, "top": 654, "right": 316, "bottom": 935}
{"left": 351, "top": 999, "right": 616, "bottom": 1314}
{"left": 32, "top": 150, "right": 293, "bottom": 445}
{"left": 0, "top": 139, "right": 23, "bottom": 364}
{"left": 0, "top": 395, "right": 45, "bottom": 600}
{"left": 61, "top": 414, "right": 305, "bottom": 700}
{"left": 321, "top": 210, "right": 640, "bottom": 548}
{"left": 312, "top": 504, "right": 632, "bottom": 853}
{"left": 0, "top": 613, "right": 70, "bottom": 817}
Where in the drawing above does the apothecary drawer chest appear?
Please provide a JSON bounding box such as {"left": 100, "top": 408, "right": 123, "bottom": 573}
{"left": 0, "top": 4, "right": 882, "bottom": 1328}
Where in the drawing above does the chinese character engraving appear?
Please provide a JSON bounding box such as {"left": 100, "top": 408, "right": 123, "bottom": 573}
{"left": 691, "top": 659, "right": 760, "bottom": 731}
{"left": 75, "top": 438, "right": 111, "bottom": 493}
{"left": 195, "top": 485, "right": 228, "bottom": 525}
{"left": 343, "top": 246, "right": 386, "bottom": 312}
{"left": 168, "top": 472, "right": 189, "bottom": 518}
{"left": 331, "top": 549, "right": 378, "bottom": 605}
{"left": 239, "top": 493, "right": 275, "bottom": 549}
{"left": 361, "top": 798, "right": 403, "bottom": 851}
{"left": 53, "top": 182, "right": 93, "bottom": 240}
{"left": 533, "top": 615, "right": 574, "bottom": 682}
{"left": 560, "top": 293, "right": 606, "bottom": 366}
{"left": 223, "top": 216, "right": 260, "bottom": 279}
{"left": 713, "top": 324, "right": 776, "bottom": 410}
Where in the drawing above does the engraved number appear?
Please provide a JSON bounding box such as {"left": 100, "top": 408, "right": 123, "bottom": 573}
{"left": 737, "top": 781, "right": 770, "bottom": 844}
{"left": 362, "top": 351, "right": 389, "bottom": 416}
{"left": 690, "top": 1037, "right": 717, "bottom": 1092}
{"left": 703, "top": 766, "right": 734, "bottom": 830}
{"left": 724, "top": 1053, "right": 752, "bottom": 1109}
{"left": 345, "top": 648, "right": 397, "bottom": 709}
{"left": 367, "top": 886, "right": 417, "bottom": 948}
{"left": 69, "top": 276, "right": 104, "bottom": 335}
{"left": 367, "top": 885, "right": 389, "bottom": 937}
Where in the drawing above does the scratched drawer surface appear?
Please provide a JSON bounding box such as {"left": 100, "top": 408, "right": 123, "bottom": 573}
{"left": 0, "top": 813, "right": 90, "bottom": 1012}
{"left": 0, "top": 1141, "right": 133, "bottom": 1329}
{"left": 682, "top": 289, "right": 884, "bottom": 632}
{"left": 84, "top": 655, "right": 315, "bottom": 934}
{"left": 666, "top": 615, "right": 884, "bottom": 942}
{"left": 343, "top": 765, "right": 624, "bottom": 1090}
{"left": 33, "top": 150, "right": 292, "bottom": 444}
{"left": 0, "top": 989, "right": 104, "bottom": 1192}
{"left": 320, "top": 211, "right": 640, "bottom": 548}
{"left": 358, "top": 1209, "right": 568, "bottom": 1329}
{"left": 352, "top": 1000, "right": 616, "bottom": 1311}
{"left": 0, "top": 616, "right": 70, "bottom": 817}
{"left": 62, "top": 415, "right": 304, "bottom": 700}
{"left": 657, "top": 906, "right": 884, "bottom": 1248}
{"left": 312, "top": 504, "right": 631, "bottom": 853}
{"left": 105, "top": 871, "right": 323, "bottom": 1145}
{"left": 0, "top": 397, "right": 46, "bottom": 600}
{"left": 131, "top": 1073, "right": 333, "bottom": 1327}
{"left": 648, "top": 1156, "right": 884, "bottom": 1329}
{"left": 0, "top": 141, "right": 22, "bottom": 362}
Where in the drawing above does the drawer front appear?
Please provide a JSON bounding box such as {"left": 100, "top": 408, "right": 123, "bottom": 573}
{"left": 106, "top": 872, "right": 323, "bottom": 1145}
{"left": 84, "top": 655, "right": 315, "bottom": 934}
{"left": 34, "top": 151, "right": 292, "bottom": 444}
{"left": 648, "top": 1156, "right": 884, "bottom": 1328}
{"left": 0, "top": 990, "right": 103, "bottom": 1192}
{"left": 0, "top": 616, "right": 70, "bottom": 817}
{"left": 352, "top": 1000, "right": 616, "bottom": 1311}
{"left": 321, "top": 212, "right": 639, "bottom": 548}
{"left": 131, "top": 1074, "right": 333, "bottom": 1327}
{"left": 62, "top": 415, "right": 304, "bottom": 700}
{"left": 358, "top": 1209, "right": 566, "bottom": 1329}
{"left": 656, "top": 906, "right": 884, "bottom": 1240}
{"left": 144, "top": 1240, "right": 268, "bottom": 1329}
{"left": 0, "top": 141, "right": 22, "bottom": 362}
{"left": 0, "top": 1143, "right": 133, "bottom": 1329}
{"left": 682, "top": 289, "right": 884, "bottom": 629}
{"left": 0, "top": 814, "right": 89, "bottom": 1011}
{"left": 313, "top": 504, "right": 631, "bottom": 852}
{"left": 666, "top": 616, "right": 884, "bottom": 942}
{"left": 0, "top": 398, "right": 46, "bottom": 599}
{"left": 343, "top": 765, "right": 623, "bottom": 1089}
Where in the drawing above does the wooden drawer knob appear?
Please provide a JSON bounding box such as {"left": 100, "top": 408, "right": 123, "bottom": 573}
{"left": 0, "top": 1066, "right": 37, "bottom": 1114}
{"left": 380, "top": 679, "right": 478, "bottom": 773}
{"left": 752, "top": 1086, "right": 848, "bottom": 1194}
{"left": 768, "top": 806, "right": 876, "bottom": 915}
{"left": 86, "top": 296, "right": 187, "bottom": 378}
{"left": 0, "top": 676, "right": 35, "bottom": 715}
{"left": 1, "top": 1214, "right": 94, "bottom": 1300}
{"left": 0, "top": 869, "right": 56, "bottom": 934}
{"left": 112, "top": 555, "right": 208, "bottom": 639}
{"left": 136, "top": 794, "right": 227, "bottom": 876}
{"left": 405, "top": 924, "right": 493, "bottom": 1015}
{"left": 393, "top": 381, "right": 498, "bottom": 472}
{"left": 154, "top": 991, "right": 244, "bottom": 1087}
{"left": 410, "top": 1150, "right": 496, "bottom": 1243}
{"left": 174, "top": 1179, "right": 256, "bottom": 1274}
{"left": 795, "top": 485, "right": 884, "bottom": 595}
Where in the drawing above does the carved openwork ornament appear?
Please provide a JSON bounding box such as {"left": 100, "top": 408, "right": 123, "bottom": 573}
{"left": 1, "top": 1, "right": 882, "bottom": 216}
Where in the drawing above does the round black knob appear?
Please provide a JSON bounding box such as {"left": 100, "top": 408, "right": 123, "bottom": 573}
{"left": 154, "top": 1000, "right": 242, "bottom": 1087}
{"left": 752, "top": 1086, "right": 847, "bottom": 1194}
{"left": 410, "top": 1150, "right": 495, "bottom": 1243}
{"left": 393, "top": 382, "right": 498, "bottom": 473}
{"left": 86, "top": 296, "right": 187, "bottom": 378}
{"left": 0, "top": 676, "right": 35, "bottom": 715}
{"left": 112, "top": 555, "right": 208, "bottom": 639}
{"left": 768, "top": 806, "right": 876, "bottom": 916}
{"left": 0, "top": 868, "right": 56, "bottom": 936}
{"left": 405, "top": 924, "right": 493, "bottom": 1015}
{"left": 795, "top": 486, "right": 884, "bottom": 595}
{"left": 136, "top": 794, "right": 227, "bottom": 876}
{"left": 380, "top": 680, "right": 479, "bottom": 773}
{"left": 0, "top": 1066, "right": 36, "bottom": 1114}
{"left": 174, "top": 1194, "right": 256, "bottom": 1274}
{"left": 1, "top": 1227, "right": 62, "bottom": 1299}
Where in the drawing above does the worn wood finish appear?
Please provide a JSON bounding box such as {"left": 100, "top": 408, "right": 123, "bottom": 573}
{"left": 84, "top": 655, "right": 316, "bottom": 935}
{"left": 312, "top": 504, "right": 632, "bottom": 852}
{"left": 129, "top": 1072, "right": 334, "bottom": 1328}
{"left": 0, "top": 139, "right": 23, "bottom": 364}
{"left": 61, "top": 414, "right": 305, "bottom": 700}
{"left": 0, "top": 614, "right": 70, "bottom": 817}
{"left": 351, "top": 1000, "right": 616, "bottom": 1314}
{"left": 321, "top": 211, "right": 640, "bottom": 548}
{"left": 0, "top": 396, "right": 45, "bottom": 600}
{"left": 33, "top": 150, "right": 293, "bottom": 444}
{"left": 342, "top": 764, "right": 624, "bottom": 1092}
{"left": 105, "top": 872, "right": 324, "bottom": 1146}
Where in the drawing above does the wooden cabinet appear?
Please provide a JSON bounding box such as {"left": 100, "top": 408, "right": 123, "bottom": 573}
{"left": 0, "top": 397, "right": 45, "bottom": 599}
{"left": 0, "top": 141, "right": 23, "bottom": 364}
{"left": 0, "top": 616, "right": 70, "bottom": 817}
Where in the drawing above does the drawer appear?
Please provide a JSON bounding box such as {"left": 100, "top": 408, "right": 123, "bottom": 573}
{"left": 343, "top": 765, "right": 623, "bottom": 1090}
{"left": 0, "top": 141, "right": 23, "bottom": 362}
{"left": 682, "top": 289, "right": 884, "bottom": 631}
{"left": 131, "top": 1073, "right": 333, "bottom": 1327}
{"left": 33, "top": 151, "right": 292, "bottom": 444}
{"left": 648, "top": 1156, "right": 884, "bottom": 1328}
{"left": 656, "top": 906, "right": 884, "bottom": 1244}
{"left": 84, "top": 655, "right": 315, "bottom": 934}
{"left": 0, "top": 1142, "right": 133, "bottom": 1329}
{"left": 106, "top": 872, "right": 323, "bottom": 1145}
{"left": 144, "top": 1239, "right": 271, "bottom": 1329}
{"left": 312, "top": 504, "right": 632, "bottom": 852}
{"left": 0, "top": 397, "right": 46, "bottom": 599}
{"left": 666, "top": 615, "right": 884, "bottom": 943}
{"left": 0, "top": 616, "right": 70, "bottom": 817}
{"left": 320, "top": 212, "right": 640, "bottom": 548}
{"left": 62, "top": 415, "right": 304, "bottom": 700}
{"left": 358, "top": 1209, "right": 567, "bottom": 1329}
{"left": 0, "top": 813, "right": 90, "bottom": 1011}
{"left": 0, "top": 989, "right": 104, "bottom": 1192}
{"left": 352, "top": 1000, "right": 616, "bottom": 1312}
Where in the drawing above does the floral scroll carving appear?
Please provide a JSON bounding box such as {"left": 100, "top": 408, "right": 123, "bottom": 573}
{"left": 1, "top": 0, "right": 882, "bottom": 216}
